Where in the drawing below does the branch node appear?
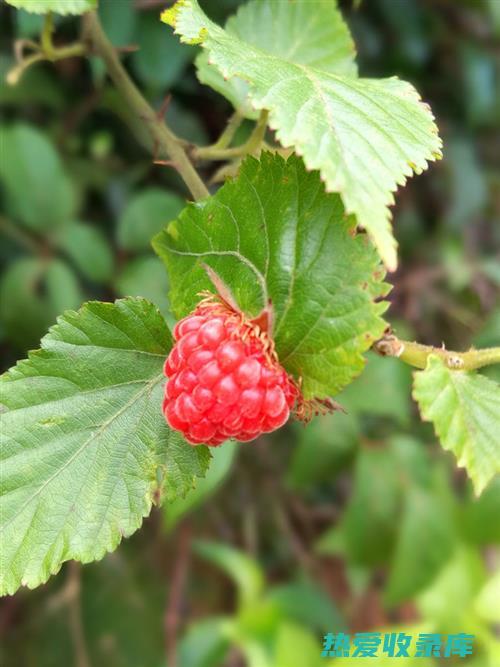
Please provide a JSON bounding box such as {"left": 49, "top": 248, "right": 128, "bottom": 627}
{"left": 446, "top": 355, "right": 464, "bottom": 369}
{"left": 373, "top": 332, "right": 500, "bottom": 371}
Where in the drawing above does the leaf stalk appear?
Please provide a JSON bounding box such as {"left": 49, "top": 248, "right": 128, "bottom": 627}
{"left": 195, "top": 110, "right": 269, "bottom": 161}
{"left": 6, "top": 12, "right": 85, "bottom": 85}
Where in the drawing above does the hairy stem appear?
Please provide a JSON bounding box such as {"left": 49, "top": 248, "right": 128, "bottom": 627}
{"left": 82, "top": 12, "right": 209, "bottom": 201}
{"left": 374, "top": 333, "right": 500, "bottom": 371}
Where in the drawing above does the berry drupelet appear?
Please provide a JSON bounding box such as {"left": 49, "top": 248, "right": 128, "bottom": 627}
{"left": 163, "top": 296, "right": 298, "bottom": 446}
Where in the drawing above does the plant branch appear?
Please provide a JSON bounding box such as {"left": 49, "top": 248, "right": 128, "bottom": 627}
{"left": 0, "top": 216, "right": 43, "bottom": 254}
{"left": 6, "top": 51, "right": 45, "bottom": 85}
{"left": 47, "top": 562, "right": 91, "bottom": 667}
{"left": 194, "top": 110, "right": 268, "bottom": 161}
{"left": 67, "top": 562, "right": 91, "bottom": 667}
{"left": 7, "top": 12, "right": 85, "bottom": 85}
{"left": 82, "top": 12, "right": 209, "bottom": 201}
{"left": 40, "top": 11, "right": 56, "bottom": 57}
{"left": 40, "top": 12, "right": 86, "bottom": 61}
{"left": 374, "top": 332, "right": 500, "bottom": 371}
{"left": 164, "top": 521, "right": 192, "bottom": 667}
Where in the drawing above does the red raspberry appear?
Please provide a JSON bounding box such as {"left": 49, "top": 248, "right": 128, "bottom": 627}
{"left": 162, "top": 296, "right": 298, "bottom": 446}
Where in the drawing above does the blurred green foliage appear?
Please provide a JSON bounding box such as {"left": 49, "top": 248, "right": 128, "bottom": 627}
{"left": 0, "top": 0, "right": 498, "bottom": 665}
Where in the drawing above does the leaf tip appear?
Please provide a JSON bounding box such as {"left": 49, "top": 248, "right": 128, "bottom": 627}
{"left": 160, "top": 2, "right": 185, "bottom": 28}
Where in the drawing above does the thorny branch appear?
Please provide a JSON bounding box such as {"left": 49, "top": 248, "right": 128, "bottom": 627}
{"left": 82, "top": 12, "right": 209, "bottom": 202}
{"left": 374, "top": 332, "right": 500, "bottom": 371}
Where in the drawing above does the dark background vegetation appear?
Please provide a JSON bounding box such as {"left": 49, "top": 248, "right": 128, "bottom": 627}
{"left": 0, "top": 1, "right": 499, "bottom": 665}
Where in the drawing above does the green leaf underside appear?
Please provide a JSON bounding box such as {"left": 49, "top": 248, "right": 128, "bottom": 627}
{"left": 0, "top": 298, "right": 209, "bottom": 596}
{"left": 164, "top": 0, "right": 442, "bottom": 270}
{"left": 413, "top": 355, "right": 500, "bottom": 495}
{"left": 4, "top": 0, "right": 97, "bottom": 15}
{"left": 195, "top": 0, "right": 357, "bottom": 119}
{"left": 154, "top": 153, "right": 389, "bottom": 399}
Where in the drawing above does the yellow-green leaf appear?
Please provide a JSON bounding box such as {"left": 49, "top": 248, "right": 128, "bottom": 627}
{"left": 413, "top": 355, "right": 500, "bottom": 495}
{"left": 163, "top": 0, "right": 442, "bottom": 270}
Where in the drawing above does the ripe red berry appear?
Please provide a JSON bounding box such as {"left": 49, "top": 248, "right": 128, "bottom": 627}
{"left": 163, "top": 296, "right": 298, "bottom": 446}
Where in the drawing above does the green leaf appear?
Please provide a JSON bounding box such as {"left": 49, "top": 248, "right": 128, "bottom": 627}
{"left": 131, "top": 11, "right": 195, "bottom": 91}
{"left": 166, "top": 98, "right": 210, "bottom": 146}
{"left": 387, "top": 435, "right": 433, "bottom": 489}
{"left": 274, "top": 623, "right": 324, "bottom": 667}
{"left": 0, "top": 258, "right": 54, "bottom": 351}
{"left": 56, "top": 222, "right": 114, "bottom": 283}
{"left": 413, "top": 355, "right": 500, "bottom": 494}
{"left": 6, "top": 541, "right": 168, "bottom": 667}
{"left": 0, "top": 124, "right": 76, "bottom": 231}
{"left": 195, "top": 0, "right": 357, "bottom": 119}
{"left": 340, "top": 445, "right": 402, "bottom": 566}
{"left": 164, "top": 0, "right": 442, "bottom": 270}
{"left": 14, "top": 8, "right": 45, "bottom": 36}
{"left": 98, "top": 0, "right": 135, "bottom": 46}
{"left": 0, "top": 298, "right": 209, "bottom": 595}
{"left": 462, "top": 477, "right": 500, "bottom": 544}
{"left": 267, "top": 580, "right": 345, "bottom": 634}
{"left": 194, "top": 540, "right": 264, "bottom": 607}
{"left": 338, "top": 351, "right": 412, "bottom": 424}
{"left": 179, "top": 618, "right": 232, "bottom": 667}
{"left": 115, "top": 255, "right": 172, "bottom": 325}
{"left": 154, "top": 153, "right": 389, "bottom": 399}
{"left": 417, "top": 547, "right": 487, "bottom": 632}
{"left": 286, "top": 412, "right": 359, "bottom": 490}
{"left": 4, "top": 0, "right": 97, "bottom": 15}
{"left": 0, "top": 257, "right": 83, "bottom": 351}
{"left": 475, "top": 570, "right": 500, "bottom": 623}
{"left": 443, "top": 138, "right": 487, "bottom": 230}
{"left": 43, "top": 258, "right": 84, "bottom": 314}
{"left": 474, "top": 307, "right": 500, "bottom": 348}
{"left": 0, "top": 56, "right": 64, "bottom": 108}
{"left": 164, "top": 441, "right": 237, "bottom": 530}
{"left": 337, "top": 436, "right": 434, "bottom": 568}
{"left": 384, "top": 485, "right": 456, "bottom": 605}
{"left": 81, "top": 547, "right": 167, "bottom": 667}
{"left": 118, "top": 188, "right": 185, "bottom": 252}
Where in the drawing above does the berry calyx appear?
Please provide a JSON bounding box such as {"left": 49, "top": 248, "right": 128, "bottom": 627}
{"left": 162, "top": 295, "right": 298, "bottom": 446}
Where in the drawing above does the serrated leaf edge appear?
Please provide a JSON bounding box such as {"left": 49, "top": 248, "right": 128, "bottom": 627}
{"left": 0, "top": 297, "right": 208, "bottom": 595}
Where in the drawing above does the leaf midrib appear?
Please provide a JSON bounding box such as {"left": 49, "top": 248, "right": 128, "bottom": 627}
{"left": 0, "top": 377, "right": 161, "bottom": 413}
